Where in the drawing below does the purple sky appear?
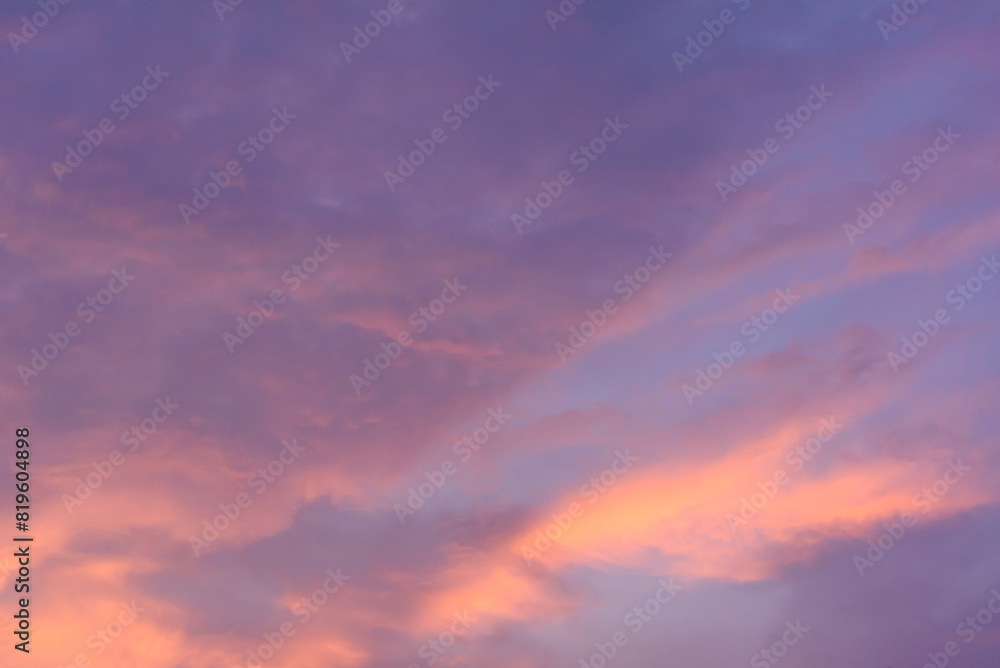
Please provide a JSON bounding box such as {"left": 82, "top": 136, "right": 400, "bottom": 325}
{"left": 2, "top": 0, "right": 1000, "bottom": 666}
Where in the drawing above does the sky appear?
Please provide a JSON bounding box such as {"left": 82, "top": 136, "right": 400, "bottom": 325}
{"left": 2, "top": 0, "right": 1000, "bottom": 666}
